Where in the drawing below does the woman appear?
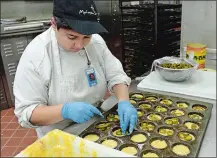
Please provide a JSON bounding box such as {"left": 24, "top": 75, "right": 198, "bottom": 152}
{"left": 13, "top": 0, "right": 137, "bottom": 138}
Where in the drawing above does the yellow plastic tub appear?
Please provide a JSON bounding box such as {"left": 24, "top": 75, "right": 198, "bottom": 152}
{"left": 15, "top": 129, "right": 133, "bottom": 157}
{"left": 186, "top": 43, "right": 207, "bottom": 69}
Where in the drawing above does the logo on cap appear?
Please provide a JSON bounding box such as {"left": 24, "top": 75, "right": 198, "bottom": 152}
{"left": 79, "top": 5, "right": 99, "bottom": 16}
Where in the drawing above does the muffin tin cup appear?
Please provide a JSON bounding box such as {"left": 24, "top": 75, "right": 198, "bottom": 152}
{"left": 163, "top": 116, "right": 182, "bottom": 127}
{"left": 153, "top": 105, "right": 169, "bottom": 114}
{"left": 94, "top": 120, "right": 113, "bottom": 133}
{"left": 137, "top": 120, "right": 157, "bottom": 133}
{"left": 170, "top": 142, "right": 192, "bottom": 157}
{"left": 80, "top": 131, "right": 101, "bottom": 143}
{"left": 176, "top": 130, "right": 197, "bottom": 145}
{"left": 170, "top": 108, "right": 186, "bottom": 117}
{"left": 78, "top": 91, "right": 213, "bottom": 157}
{"left": 118, "top": 143, "right": 140, "bottom": 156}
{"left": 139, "top": 149, "right": 163, "bottom": 158}
{"left": 129, "top": 92, "right": 145, "bottom": 101}
{"left": 144, "top": 95, "right": 159, "bottom": 103}
{"left": 105, "top": 112, "right": 120, "bottom": 123}
{"left": 182, "top": 120, "right": 202, "bottom": 131}
{"left": 159, "top": 98, "right": 174, "bottom": 107}
{"left": 176, "top": 101, "right": 190, "bottom": 109}
{"left": 137, "top": 101, "right": 154, "bottom": 112}
{"left": 129, "top": 131, "right": 149, "bottom": 144}
{"left": 136, "top": 108, "right": 146, "bottom": 119}
{"left": 156, "top": 125, "right": 177, "bottom": 138}
{"left": 192, "top": 104, "right": 208, "bottom": 112}
{"left": 98, "top": 136, "right": 122, "bottom": 150}
{"left": 146, "top": 112, "right": 164, "bottom": 123}
{"left": 149, "top": 137, "right": 170, "bottom": 151}
{"left": 129, "top": 98, "right": 138, "bottom": 107}
{"left": 187, "top": 112, "right": 205, "bottom": 123}
{"left": 110, "top": 126, "right": 130, "bottom": 138}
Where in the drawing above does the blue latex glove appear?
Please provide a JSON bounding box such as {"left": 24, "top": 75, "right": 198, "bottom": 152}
{"left": 61, "top": 102, "right": 104, "bottom": 124}
{"left": 118, "top": 101, "right": 138, "bottom": 134}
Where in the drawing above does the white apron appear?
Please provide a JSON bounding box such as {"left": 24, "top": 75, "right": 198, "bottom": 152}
{"left": 14, "top": 28, "right": 131, "bottom": 138}
{"left": 36, "top": 31, "right": 107, "bottom": 138}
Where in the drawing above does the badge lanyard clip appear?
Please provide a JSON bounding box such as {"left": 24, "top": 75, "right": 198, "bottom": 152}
{"left": 84, "top": 48, "right": 91, "bottom": 67}
{"left": 84, "top": 48, "right": 98, "bottom": 87}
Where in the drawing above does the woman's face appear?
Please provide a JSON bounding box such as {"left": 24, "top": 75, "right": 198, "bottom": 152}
{"left": 53, "top": 26, "right": 91, "bottom": 52}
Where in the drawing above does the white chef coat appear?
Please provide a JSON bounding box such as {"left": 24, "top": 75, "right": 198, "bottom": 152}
{"left": 13, "top": 27, "right": 131, "bottom": 138}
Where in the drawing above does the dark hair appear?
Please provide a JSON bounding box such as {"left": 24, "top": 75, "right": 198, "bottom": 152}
{"left": 54, "top": 16, "right": 72, "bottom": 30}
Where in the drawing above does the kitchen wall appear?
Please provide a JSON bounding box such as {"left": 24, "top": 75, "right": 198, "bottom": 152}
{"left": 1, "top": 0, "right": 180, "bottom": 20}
{"left": 180, "top": 1, "right": 216, "bottom": 69}
{"left": 1, "top": 0, "right": 53, "bottom": 21}
{"left": 1, "top": 0, "right": 216, "bottom": 68}
{"left": 181, "top": 1, "right": 216, "bottom": 49}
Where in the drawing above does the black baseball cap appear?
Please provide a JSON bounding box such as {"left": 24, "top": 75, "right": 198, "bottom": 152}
{"left": 53, "top": 0, "right": 108, "bottom": 35}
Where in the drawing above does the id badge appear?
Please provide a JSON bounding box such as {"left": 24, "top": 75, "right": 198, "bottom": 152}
{"left": 85, "top": 67, "right": 98, "bottom": 87}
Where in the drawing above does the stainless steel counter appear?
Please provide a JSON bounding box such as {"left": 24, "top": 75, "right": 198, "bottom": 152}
{"left": 64, "top": 80, "right": 216, "bottom": 157}
{"left": 199, "top": 100, "right": 216, "bottom": 157}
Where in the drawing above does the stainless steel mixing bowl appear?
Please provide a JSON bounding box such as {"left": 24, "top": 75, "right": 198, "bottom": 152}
{"left": 152, "top": 56, "right": 198, "bottom": 82}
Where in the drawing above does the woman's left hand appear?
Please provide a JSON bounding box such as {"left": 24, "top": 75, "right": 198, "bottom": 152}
{"left": 117, "top": 101, "right": 138, "bottom": 134}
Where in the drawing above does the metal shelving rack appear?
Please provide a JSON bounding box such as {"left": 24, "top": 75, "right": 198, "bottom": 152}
{"left": 119, "top": 0, "right": 182, "bottom": 79}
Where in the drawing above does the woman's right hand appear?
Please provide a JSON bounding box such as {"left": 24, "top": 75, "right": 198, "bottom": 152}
{"left": 61, "top": 102, "right": 104, "bottom": 123}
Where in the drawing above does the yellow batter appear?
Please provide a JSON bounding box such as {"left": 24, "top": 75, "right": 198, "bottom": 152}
{"left": 165, "top": 117, "right": 179, "bottom": 125}
{"left": 22, "top": 130, "right": 97, "bottom": 157}
{"left": 95, "top": 122, "right": 111, "bottom": 131}
{"left": 130, "top": 134, "right": 147, "bottom": 143}
{"left": 138, "top": 111, "right": 145, "bottom": 117}
{"left": 188, "top": 113, "right": 203, "bottom": 121}
{"left": 131, "top": 94, "right": 144, "bottom": 99}
{"left": 101, "top": 139, "right": 118, "bottom": 149}
{"left": 151, "top": 139, "right": 168, "bottom": 149}
{"left": 172, "top": 144, "right": 190, "bottom": 156}
{"left": 147, "top": 114, "right": 162, "bottom": 121}
{"left": 112, "top": 129, "right": 128, "bottom": 137}
{"left": 158, "top": 128, "right": 174, "bottom": 136}
{"left": 107, "top": 114, "right": 119, "bottom": 122}
{"left": 160, "top": 99, "right": 173, "bottom": 106}
{"left": 193, "top": 105, "right": 207, "bottom": 111}
{"left": 184, "top": 122, "right": 200, "bottom": 130}
{"left": 83, "top": 134, "right": 99, "bottom": 142}
{"left": 155, "top": 106, "right": 167, "bottom": 113}
{"left": 177, "top": 102, "right": 189, "bottom": 108}
{"left": 121, "top": 146, "right": 137, "bottom": 155}
{"left": 171, "top": 109, "right": 185, "bottom": 116}
{"left": 130, "top": 100, "right": 137, "bottom": 106}
{"left": 142, "top": 152, "right": 159, "bottom": 158}
{"left": 140, "top": 122, "right": 155, "bottom": 131}
{"left": 145, "top": 96, "right": 157, "bottom": 102}
{"left": 139, "top": 103, "right": 152, "bottom": 109}
{"left": 178, "top": 132, "right": 196, "bottom": 141}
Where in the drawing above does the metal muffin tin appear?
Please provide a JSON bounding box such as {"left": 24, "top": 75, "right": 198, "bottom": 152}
{"left": 79, "top": 91, "right": 213, "bottom": 157}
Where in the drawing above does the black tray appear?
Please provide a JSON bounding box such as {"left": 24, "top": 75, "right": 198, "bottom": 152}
{"left": 79, "top": 91, "right": 213, "bottom": 157}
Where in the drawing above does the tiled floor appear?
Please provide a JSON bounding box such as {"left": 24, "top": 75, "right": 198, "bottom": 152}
{"left": 1, "top": 108, "right": 37, "bottom": 157}
{"left": 0, "top": 92, "right": 111, "bottom": 157}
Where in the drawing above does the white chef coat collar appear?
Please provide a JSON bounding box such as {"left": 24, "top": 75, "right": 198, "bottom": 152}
{"left": 50, "top": 27, "right": 92, "bottom": 68}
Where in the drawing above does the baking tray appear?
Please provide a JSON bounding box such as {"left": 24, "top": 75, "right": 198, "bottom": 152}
{"left": 79, "top": 91, "right": 213, "bottom": 157}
